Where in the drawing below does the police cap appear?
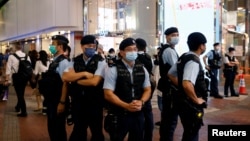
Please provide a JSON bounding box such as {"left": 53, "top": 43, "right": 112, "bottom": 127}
{"left": 51, "top": 35, "right": 69, "bottom": 44}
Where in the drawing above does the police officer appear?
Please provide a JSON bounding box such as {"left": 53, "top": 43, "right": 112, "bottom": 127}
{"left": 135, "top": 38, "right": 155, "bottom": 141}
{"left": 158, "top": 27, "right": 180, "bottom": 141}
{"left": 168, "top": 32, "right": 208, "bottom": 141}
{"left": 223, "top": 47, "right": 239, "bottom": 97}
{"left": 45, "top": 35, "right": 71, "bottom": 141}
{"left": 103, "top": 37, "right": 151, "bottom": 141}
{"left": 62, "top": 35, "right": 106, "bottom": 141}
{"left": 203, "top": 42, "right": 223, "bottom": 98}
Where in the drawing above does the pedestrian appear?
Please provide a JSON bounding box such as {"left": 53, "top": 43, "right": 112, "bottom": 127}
{"left": 1, "top": 48, "right": 11, "bottom": 101}
{"left": 32, "top": 50, "right": 50, "bottom": 113}
{"left": 223, "top": 47, "right": 239, "bottom": 97}
{"left": 153, "top": 47, "right": 162, "bottom": 126}
{"left": 28, "top": 50, "right": 39, "bottom": 70}
{"left": 158, "top": 27, "right": 180, "bottom": 141}
{"left": 2, "top": 48, "right": 11, "bottom": 71}
{"left": 106, "top": 48, "right": 117, "bottom": 67}
{"left": 103, "top": 37, "right": 151, "bottom": 141}
{"left": 40, "top": 35, "right": 71, "bottom": 141}
{"left": 0, "top": 52, "right": 4, "bottom": 70}
{"left": 168, "top": 32, "right": 208, "bottom": 141}
{"left": 203, "top": 42, "right": 223, "bottom": 98}
{"left": 135, "top": 38, "right": 155, "bottom": 141}
{"left": 97, "top": 42, "right": 106, "bottom": 59}
{"left": 4, "top": 42, "right": 31, "bottom": 117}
{"left": 64, "top": 45, "right": 71, "bottom": 59}
{"left": 62, "top": 35, "right": 106, "bottom": 141}
{"left": 28, "top": 50, "right": 39, "bottom": 88}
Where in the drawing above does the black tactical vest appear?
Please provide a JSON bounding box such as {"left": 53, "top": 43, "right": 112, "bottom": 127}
{"left": 136, "top": 53, "right": 153, "bottom": 75}
{"left": 158, "top": 44, "right": 178, "bottom": 78}
{"left": 157, "top": 44, "right": 179, "bottom": 92}
{"left": 114, "top": 59, "right": 145, "bottom": 103}
{"left": 159, "top": 44, "right": 171, "bottom": 78}
{"left": 177, "top": 53, "right": 208, "bottom": 101}
{"left": 71, "top": 54, "right": 104, "bottom": 101}
{"left": 224, "top": 54, "right": 237, "bottom": 72}
{"left": 208, "top": 50, "right": 222, "bottom": 69}
{"left": 48, "top": 54, "right": 67, "bottom": 71}
{"left": 39, "top": 55, "right": 67, "bottom": 101}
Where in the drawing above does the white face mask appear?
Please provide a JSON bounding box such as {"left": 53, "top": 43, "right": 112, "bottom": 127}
{"left": 170, "top": 37, "right": 179, "bottom": 45}
{"left": 109, "top": 53, "right": 115, "bottom": 58}
{"left": 230, "top": 51, "right": 235, "bottom": 56}
{"left": 215, "top": 46, "right": 220, "bottom": 51}
{"left": 125, "top": 51, "right": 138, "bottom": 61}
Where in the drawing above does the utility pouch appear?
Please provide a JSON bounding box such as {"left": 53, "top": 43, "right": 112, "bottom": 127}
{"left": 185, "top": 100, "right": 205, "bottom": 134}
{"left": 193, "top": 108, "right": 204, "bottom": 133}
{"left": 104, "top": 113, "right": 119, "bottom": 133}
{"left": 157, "top": 77, "right": 171, "bottom": 93}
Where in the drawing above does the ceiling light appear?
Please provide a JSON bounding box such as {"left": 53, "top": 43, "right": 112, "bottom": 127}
{"left": 237, "top": 7, "right": 244, "bottom": 11}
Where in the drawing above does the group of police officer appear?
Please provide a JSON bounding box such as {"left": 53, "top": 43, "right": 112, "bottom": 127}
{"left": 9, "top": 26, "right": 208, "bottom": 141}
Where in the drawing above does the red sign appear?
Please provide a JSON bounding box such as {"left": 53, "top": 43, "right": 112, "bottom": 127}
{"left": 179, "top": 1, "right": 213, "bottom": 11}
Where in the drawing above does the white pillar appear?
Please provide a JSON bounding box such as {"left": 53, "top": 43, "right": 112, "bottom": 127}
{"left": 130, "top": 0, "right": 157, "bottom": 55}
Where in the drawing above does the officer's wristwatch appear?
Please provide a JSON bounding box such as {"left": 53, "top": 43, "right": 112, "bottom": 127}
{"left": 59, "top": 101, "right": 66, "bottom": 105}
{"left": 141, "top": 100, "right": 144, "bottom": 107}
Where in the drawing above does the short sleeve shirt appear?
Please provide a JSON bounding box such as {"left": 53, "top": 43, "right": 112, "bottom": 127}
{"left": 103, "top": 60, "right": 151, "bottom": 91}
{"left": 65, "top": 56, "right": 107, "bottom": 78}
{"left": 168, "top": 52, "right": 199, "bottom": 85}
{"left": 162, "top": 47, "right": 178, "bottom": 65}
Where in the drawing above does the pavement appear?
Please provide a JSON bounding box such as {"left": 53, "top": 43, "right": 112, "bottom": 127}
{"left": 0, "top": 74, "right": 250, "bottom": 141}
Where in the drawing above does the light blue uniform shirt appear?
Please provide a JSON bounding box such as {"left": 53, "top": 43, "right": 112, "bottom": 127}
{"left": 103, "top": 60, "right": 151, "bottom": 92}
{"left": 53, "top": 55, "right": 71, "bottom": 78}
{"left": 168, "top": 52, "right": 200, "bottom": 85}
{"left": 162, "top": 47, "right": 178, "bottom": 65}
{"left": 205, "top": 50, "right": 221, "bottom": 60}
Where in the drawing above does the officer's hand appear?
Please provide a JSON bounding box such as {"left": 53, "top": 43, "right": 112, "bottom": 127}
{"left": 3, "top": 81, "right": 9, "bottom": 86}
{"left": 57, "top": 103, "right": 65, "bottom": 114}
{"left": 126, "top": 103, "right": 138, "bottom": 112}
{"left": 126, "top": 100, "right": 142, "bottom": 112}
{"left": 84, "top": 72, "right": 94, "bottom": 79}
{"left": 132, "top": 100, "right": 142, "bottom": 110}
{"left": 108, "top": 60, "right": 113, "bottom": 64}
{"left": 196, "top": 98, "right": 206, "bottom": 105}
{"left": 205, "top": 65, "right": 210, "bottom": 70}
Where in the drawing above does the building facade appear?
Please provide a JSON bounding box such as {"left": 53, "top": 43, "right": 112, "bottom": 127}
{"left": 2, "top": 0, "right": 247, "bottom": 72}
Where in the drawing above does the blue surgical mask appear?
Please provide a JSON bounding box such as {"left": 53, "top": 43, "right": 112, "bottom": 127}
{"left": 84, "top": 48, "right": 96, "bottom": 58}
{"left": 125, "top": 51, "right": 138, "bottom": 61}
{"left": 170, "top": 37, "right": 179, "bottom": 45}
{"left": 49, "top": 45, "right": 57, "bottom": 55}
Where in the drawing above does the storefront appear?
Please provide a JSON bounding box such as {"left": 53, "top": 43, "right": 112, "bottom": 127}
{"left": 83, "top": 0, "right": 158, "bottom": 55}
{"left": 0, "top": 0, "right": 83, "bottom": 58}
{"left": 222, "top": 0, "right": 250, "bottom": 74}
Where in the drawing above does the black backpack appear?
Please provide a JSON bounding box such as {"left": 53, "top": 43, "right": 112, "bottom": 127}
{"left": 13, "top": 53, "right": 33, "bottom": 80}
